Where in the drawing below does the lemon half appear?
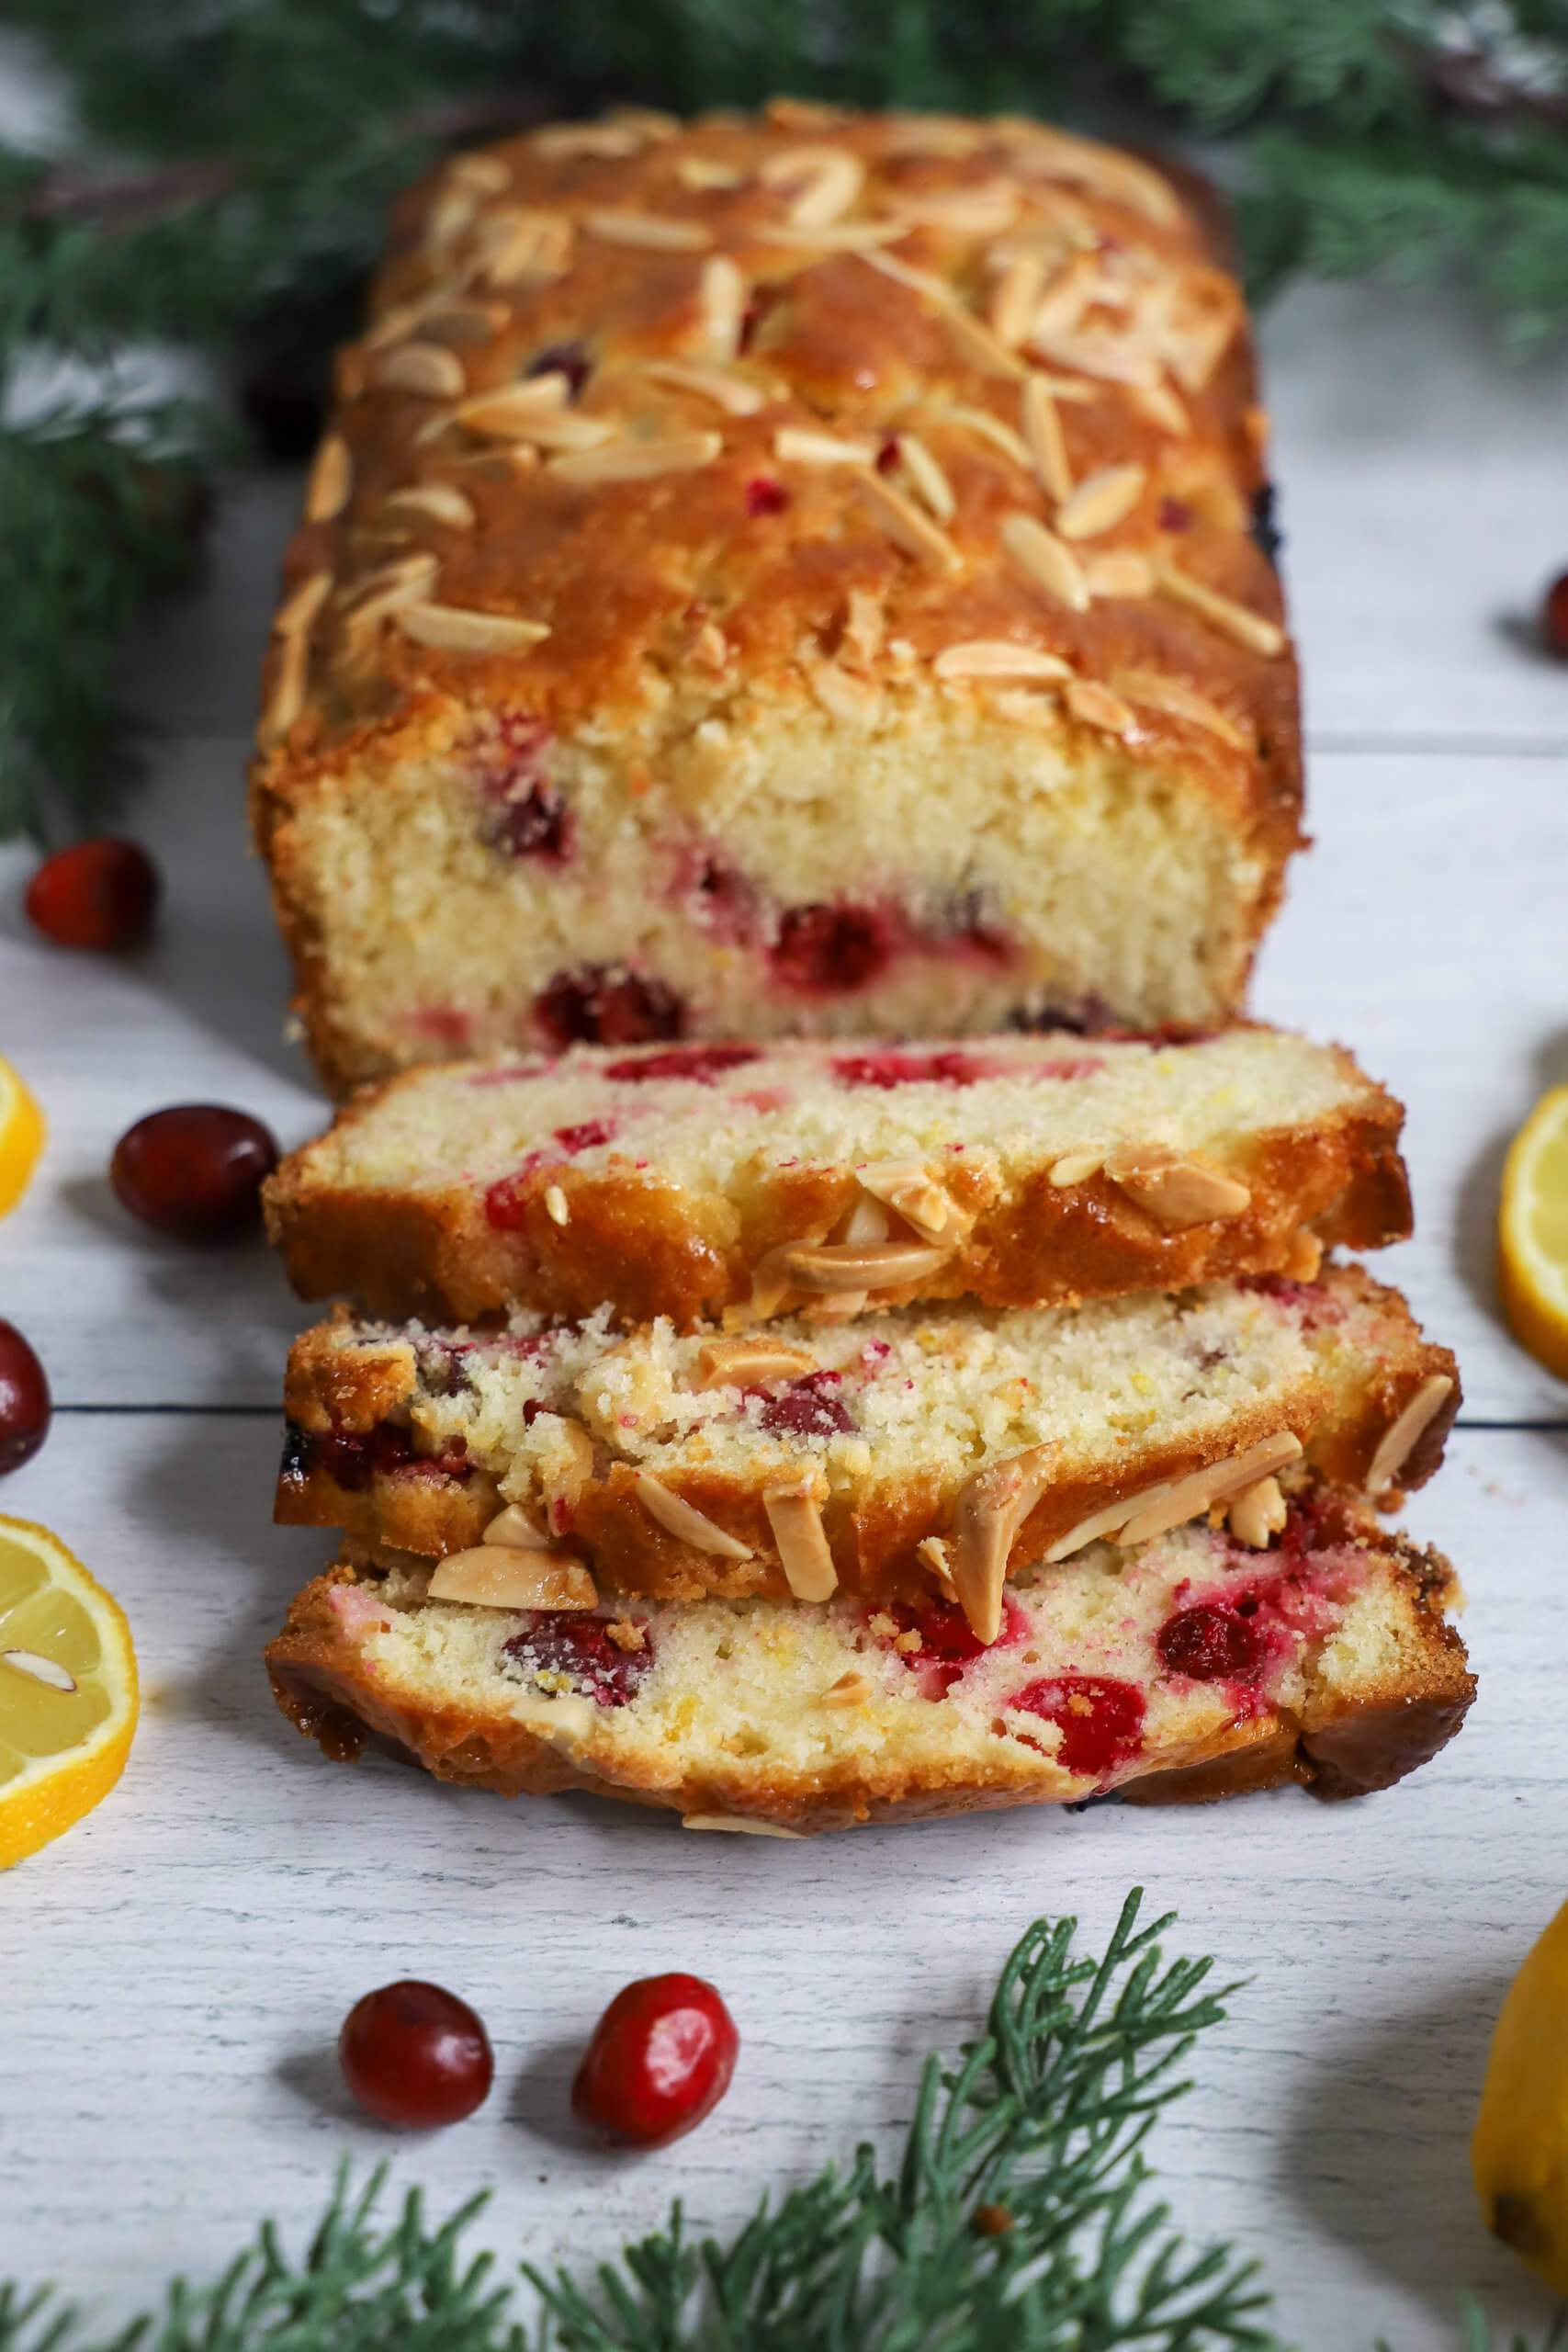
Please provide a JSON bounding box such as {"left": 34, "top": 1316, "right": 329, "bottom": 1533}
{"left": 1500, "top": 1085, "right": 1568, "bottom": 1380}
{"left": 0, "top": 1054, "right": 44, "bottom": 1219}
{"left": 0, "top": 1516, "right": 138, "bottom": 1869}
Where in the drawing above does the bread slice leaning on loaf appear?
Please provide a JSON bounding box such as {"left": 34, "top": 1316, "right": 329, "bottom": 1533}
{"left": 265, "top": 1026, "right": 1410, "bottom": 1327}
{"left": 250, "top": 105, "right": 1301, "bottom": 1095}
{"left": 276, "top": 1265, "right": 1459, "bottom": 1640}
{"left": 265, "top": 1480, "right": 1474, "bottom": 1833}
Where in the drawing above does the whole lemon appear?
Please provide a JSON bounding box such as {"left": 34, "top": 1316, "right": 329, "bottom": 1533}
{"left": 1473, "top": 1898, "right": 1568, "bottom": 2290}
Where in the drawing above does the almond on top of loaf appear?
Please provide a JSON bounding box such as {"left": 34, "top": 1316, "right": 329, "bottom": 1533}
{"left": 275, "top": 1264, "right": 1459, "bottom": 1636}
{"left": 265, "top": 1025, "right": 1409, "bottom": 1326}
{"left": 249, "top": 105, "right": 1301, "bottom": 1095}
{"left": 265, "top": 1481, "right": 1473, "bottom": 1832}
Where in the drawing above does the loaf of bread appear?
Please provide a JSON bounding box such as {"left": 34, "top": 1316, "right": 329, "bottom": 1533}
{"left": 265, "top": 1025, "right": 1408, "bottom": 1327}
{"left": 265, "top": 1482, "right": 1472, "bottom": 1832}
{"left": 276, "top": 1265, "right": 1458, "bottom": 1636}
{"left": 251, "top": 103, "right": 1299, "bottom": 1096}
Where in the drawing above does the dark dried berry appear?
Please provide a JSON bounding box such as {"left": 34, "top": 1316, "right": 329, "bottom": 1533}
{"left": 26, "top": 839, "right": 160, "bottom": 951}
{"left": 110, "top": 1105, "right": 278, "bottom": 1240}
{"left": 527, "top": 340, "right": 592, "bottom": 398}
{"left": 745, "top": 477, "right": 789, "bottom": 516}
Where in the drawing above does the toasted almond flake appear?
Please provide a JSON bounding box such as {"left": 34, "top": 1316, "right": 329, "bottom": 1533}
{"left": 807, "top": 662, "right": 882, "bottom": 727}
{"left": 446, "top": 151, "right": 513, "bottom": 195}
{"left": 606, "top": 1618, "right": 647, "bottom": 1651}
{"left": 799, "top": 1290, "right": 868, "bottom": 1324}
{"left": 428, "top": 1547, "right": 598, "bottom": 1610}
{"left": 762, "top": 220, "right": 905, "bottom": 251}
{"left": 533, "top": 121, "right": 645, "bottom": 158}
{"left": 605, "top": 105, "right": 680, "bottom": 139}
{"left": 855, "top": 1159, "right": 967, "bottom": 1243}
{"left": 1128, "top": 379, "right": 1190, "bottom": 436}
{"left": 852, "top": 468, "right": 961, "bottom": 571}
{"left": 640, "top": 359, "right": 764, "bottom": 415}
{"left": 1111, "top": 668, "right": 1248, "bottom": 750}
{"left": 897, "top": 433, "right": 954, "bottom": 523}
{"left": 635, "top": 1471, "right": 754, "bottom": 1560}
{"left": 783, "top": 1238, "right": 953, "bottom": 1294}
{"left": 1117, "top": 1432, "right": 1303, "bottom": 1547}
{"left": 274, "top": 569, "right": 333, "bottom": 637}
{"left": 1154, "top": 556, "right": 1286, "bottom": 658}
{"left": 841, "top": 586, "right": 885, "bottom": 669}
{"left": 766, "top": 96, "right": 849, "bottom": 129}
{"left": 1055, "top": 462, "right": 1146, "bottom": 541}
{"left": 933, "top": 639, "right": 1072, "bottom": 682}
{"left": 1000, "top": 513, "right": 1089, "bottom": 612}
{"left": 987, "top": 687, "right": 1061, "bottom": 729}
{"left": 760, "top": 144, "right": 865, "bottom": 229}
{"left": 482, "top": 1502, "right": 551, "bottom": 1550}
{"left": 763, "top": 1481, "right": 838, "bottom": 1602}
{"left": 481, "top": 215, "right": 574, "bottom": 288}
{"left": 823, "top": 1670, "right": 873, "bottom": 1708}
{"left": 2, "top": 1647, "right": 75, "bottom": 1692}
{"left": 862, "top": 247, "right": 954, "bottom": 305}
{"left": 947, "top": 403, "right": 1032, "bottom": 469}
{"left": 411, "top": 409, "right": 458, "bottom": 449}
{"left": 1030, "top": 251, "right": 1100, "bottom": 342}
{"left": 1047, "top": 1149, "right": 1104, "bottom": 1187}
{"left": 1103, "top": 1143, "right": 1250, "bottom": 1227}
{"left": 456, "top": 373, "right": 566, "bottom": 432}
{"left": 952, "top": 1443, "right": 1056, "bottom": 1644}
{"left": 748, "top": 1242, "right": 801, "bottom": 1319}
{"left": 305, "top": 435, "right": 353, "bottom": 522}
{"left": 544, "top": 1183, "right": 570, "bottom": 1226}
{"left": 697, "top": 1339, "right": 818, "bottom": 1387}
{"left": 774, "top": 426, "right": 877, "bottom": 466}
{"left": 381, "top": 483, "right": 477, "bottom": 530}
{"left": 423, "top": 187, "right": 477, "bottom": 250}
{"left": 886, "top": 181, "right": 1021, "bottom": 236}
{"left": 1065, "top": 677, "right": 1139, "bottom": 740}
{"left": 678, "top": 155, "right": 745, "bottom": 191}
{"left": 516, "top": 411, "right": 620, "bottom": 454}
{"left": 1042, "top": 1486, "right": 1160, "bottom": 1564}
{"left": 840, "top": 1191, "right": 891, "bottom": 1247}
{"left": 682, "top": 1814, "right": 808, "bottom": 1838}
{"left": 420, "top": 300, "right": 510, "bottom": 345}
{"left": 942, "top": 303, "right": 1028, "bottom": 380}
{"left": 699, "top": 254, "right": 747, "bottom": 359}
{"left": 1030, "top": 327, "right": 1161, "bottom": 389}
{"left": 1366, "top": 1374, "right": 1455, "bottom": 1496}
{"left": 337, "top": 550, "right": 441, "bottom": 626}
{"left": 585, "top": 209, "right": 714, "bottom": 253}
{"left": 998, "top": 120, "right": 1180, "bottom": 228}
{"left": 1084, "top": 551, "right": 1155, "bottom": 599}
{"left": 1021, "top": 373, "right": 1072, "bottom": 502}
{"left": 882, "top": 116, "right": 983, "bottom": 158}
{"left": 548, "top": 431, "right": 723, "bottom": 484}
{"left": 1152, "top": 266, "right": 1242, "bottom": 392}
{"left": 396, "top": 603, "right": 550, "bottom": 653}
{"left": 1227, "top": 1475, "right": 1287, "bottom": 1550}
{"left": 916, "top": 1533, "right": 959, "bottom": 1600}
{"left": 258, "top": 631, "right": 309, "bottom": 747}
{"left": 989, "top": 252, "right": 1047, "bottom": 347}
{"left": 374, "top": 343, "right": 468, "bottom": 398}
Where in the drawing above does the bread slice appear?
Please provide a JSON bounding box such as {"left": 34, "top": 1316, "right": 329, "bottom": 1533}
{"left": 265, "top": 1026, "right": 1409, "bottom": 1327}
{"left": 265, "top": 1482, "right": 1473, "bottom": 1832}
{"left": 276, "top": 1264, "right": 1458, "bottom": 1636}
{"left": 249, "top": 108, "right": 1301, "bottom": 1097}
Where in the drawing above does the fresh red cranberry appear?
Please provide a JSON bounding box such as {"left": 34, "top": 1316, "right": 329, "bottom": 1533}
{"left": 536, "top": 966, "right": 686, "bottom": 1049}
{"left": 1157, "top": 496, "right": 1194, "bottom": 532}
{"left": 110, "top": 1104, "right": 278, "bottom": 1239}
{"left": 1156, "top": 1602, "right": 1266, "bottom": 1682}
{"left": 1543, "top": 571, "right": 1568, "bottom": 660}
{"left": 605, "top": 1044, "right": 761, "bottom": 1084}
{"left": 771, "top": 904, "right": 889, "bottom": 994}
{"left": 1010, "top": 1674, "right": 1145, "bottom": 1778}
{"left": 745, "top": 476, "right": 789, "bottom": 516}
{"left": 831, "top": 1049, "right": 987, "bottom": 1089}
{"left": 485, "top": 1165, "right": 543, "bottom": 1229}
{"left": 874, "top": 434, "right": 900, "bottom": 474}
{"left": 25, "top": 838, "right": 160, "bottom": 951}
{"left": 502, "top": 1613, "right": 653, "bottom": 1707}
{"left": 338, "top": 1980, "right": 493, "bottom": 2128}
{"left": 493, "top": 782, "right": 573, "bottom": 862}
{"left": 554, "top": 1118, "right": 615, "bottom": 1153}
{"left": 572, "top": 1973, "right": 738, "bottom": 2149}
{"left": 527, "top": 340, "right": 592, "bottom": 398}
{"left": 885, "top": 1599, "right": 990, "bottom": 1695}
{"left": 0, "top": 1320, "right": 50, "bottom": 1474}
{"left": 758, "top": 1371, "right": 855, "bottom": 1439}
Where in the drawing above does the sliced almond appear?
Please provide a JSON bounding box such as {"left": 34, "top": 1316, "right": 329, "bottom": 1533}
{"left": 761, "top": 144, "right": 864, "bottom": 230}
{"left": 698, "top": 1339, "right": 818, "bottom": 1387}
{"left": 445, "top": 152, "right": 513, "bottom": 196}
{"left": 640, "top": 359, "right": 765, "bottom": 415}
{"left": 883, "top": 116, "right": 983, "bottom": 159}
{"left": 1, "top": 1647, "right": 76, "bottom": 1692}
{"left": 428, "top": 1548, "right": 598, "bottom": 1610}
{"left": 1029, "top": 251, "right": 1100, "bottom": 343}
{"left": 584, "top": 209, "right": 714, "bottom": 252}
{"left": 1366, "top": 1374, "right": 1455, "bottom": 1497}
{"left": 635, "top": 1472, "right": 754, "bottom": 1561}
{"left": 517, "top": 412, "right": 622, "bottom": 454}
{"left": 822, "top": 1670, "right": 873, "bottom": 1708}
{"left": 1111, "top": 668, "right": 1248, "bottom": 751}
{"left": 421, "top": 300, "right": 509, "bottom": 345}
{"left": 1104, "top": 1145, "right": 1250, "bottom": 1228}
{"left": 763, "top": 1481, "right": 838, "bottom": 1601}
{"left": 678, "top": 156, "right": 745, "bottom": 192}
{"left": 305, "top": 435, "right": 353, "bottom": 522}
{"left": 1043, "top": 1485, "right": 1165, "bottom": 1564}
{"left": 544, "top": 1183, "right": 570, "bottom": 1227}
{"left": 374, "top": 343, "right": 468, "bottom": 399}
{"left": 338, "top": 550, "right": 441, "bottom": 630}
{"left": 1083, "top": 552, "right": 1155, "bottom": 600}
{"left": 1154, "top": 556, "right": 1286, "bottom": 658}
{"left": 533, "top": 121, "right": 645, "bottom": 159}
{"left": 1128, "top": 379, "right": 1190, "bottom": 437}
{"left": 840, "top": 1190, "right": 891, "bottom": 1247}
{"left": 916, "top": 1534, "right": 959, "bottom": 1601}
{"left": 854, "top": 1160, "right": 968, "bottom": 1243}
{"left": 699, "top": 255, "right": 747, "bottom": 359}
{"left": 1055, "top": 462, "right": 1146, "bottom": 541}
{"left": 989, "top": 252, "right": 1047, "bottom": 348}
{"left": 1227, "top": 1475, "right": 1287, "bottom": 1551}
{"left": 945, "top": 403, "right": 1031, "bottom": 468}
{"left": 381, "top": 483, "right": 477, "bottom": 530}
{"left": 604, "top": 106, "right": 680, "bottom": 140}
{"left": 1021, "top": 374, "right": 1072, "bottom": 502}
{"left": 748, "top": 1243, "right": 802, "bottom": 1320}
{"left": 1117, "top": 1431, "right": 1303, "bottom": 1547}
{"left": 897, "top": 434, "right": 954, "bottom": 523}
{"left": 1000, "top": 120, "right": 1180, "bottom": 228}
{"left": 761, "top": 220, "right": 904, "bottom": 252}
{"left": 784, "top": 1239, "right": 953, "bottom": 1294}
{"left": 681, "top": 1815, "right": 808, "bottom": 1838}
{"left": 455, "top": 384, "right": 582, "bottom": 444}
{"left": 951, "top": 1443, "right": 1057, "bottom": 1644}
{"left": 258, "top": 631, "right": 309, "bottom": 748}
{"left": 852, "top": 469, "right": 961, "bottom": 571}
{"left": 1047, "top": 1149, "right": 1104, "bottom": 1187}
{"left": 396, "top": 603, "right": 550, "bottom": 654}
{"left": 892, "top": 180, "right": 1022, "bottom": 236}
{"left": 1000, "top": 513, "right": 1089, "bottom": 612}
{"left": 1030, "top": 327, "right": 1161, "bottom": 390}
{"left": 942, "top": 303, "right": 1028, "bottom": 380}
{"left": 274, "top": 569, "right": 333, "bottom": 637}
{"left": 548, "top": 433, "right": 722, "bottom": 485}
{"left": 1066, "top": 678, "right": 1139, "bottom": 741}
{"left": 482, "top": 1502, "right": 551, "bottom": 1550}
{"left": 934, "top": 639, "right": 1072, "bottom": 682}
{"left": 774, "top": 426, "right": 877, "bottom": 466}
{"left": 481, "top": 213, "right": 574, "bottom": 288}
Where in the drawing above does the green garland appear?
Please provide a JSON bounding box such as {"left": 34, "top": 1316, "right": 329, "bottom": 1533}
{"left": 4, "top": 0, "right": 1568, "bottom": 842}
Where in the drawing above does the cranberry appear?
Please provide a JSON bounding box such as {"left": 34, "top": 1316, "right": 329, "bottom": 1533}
{"left": 527, "top": 340, "right": 592, "bottom": 399}
{"left": 605, "top": 1044, "right": 761, "bottom": 1084}
{"left": 1542, "top": 571, "right": 1568, "bottom": 660}
{"left": 771, "top": 904, "right": 889, "bottom": 994}
{"left": 1157, "top": 1601, "right": 1266, "bottom": 1682}
{"left": 338, "top": 1980, "right": 493, "bottom": 2128}
{"left": 1157, "top": 496, "right": 1194, "bottom": 533}
{"left": 1010, "top": 1674, "right": 1145, "bottom": 1778}
{"left": 886, "top": 1599, "right": 990, "bottom": 1695}
{"left": 758, "top": 1371, "right": 855, "bottom": 1439}
{"left": 536, "top": 966, "right": 685, "bottom": 1048}
{"left": 110, "top": 1105, "right": 278, "bottom": 1239}
{"left": 0, "top": 1320, "right": 50, "bottom": 1475}
{"left": 502, "top": 1613, "right": 653, "bottom": 1707}
{"left": 493, "top": 782, "right": 573, "bottom": 863}
{"left": 485, "top": 1166, "right": 543, "bottom": 1230}
{"left": 571, "top": 1973, "right": 738, "bottom": 2148}
{"left": 554, "top": 1118, "right": 615, "bottom": 1153}
{"left": 831, "top": 1049, "right": 986, "bottom": 1089}
{"left": 25, "top": 839, "right": 160, "bottom": 951}
{"left": 745, "top": 476, "right": 789, "bottom": 516}
{"left": 874, "top": 434, "right": 900, "bottom": 474}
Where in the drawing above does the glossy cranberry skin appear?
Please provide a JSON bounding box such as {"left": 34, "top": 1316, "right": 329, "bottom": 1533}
{"left": 1543, "top": 571, "right": 1568, "bottom": 660}
{"left": 0, "top": 1320, "right": 51, "bottom": 1474}
{"left": 110, "top": 1104, "right": 279, "bottom": 1239}
{"left": 338, "top": 1980, "right": 493, "bottom": 2128}
{"left": 1156, "top": 1601, "right": 1265, "bottom": 1682}
{"left": 25, "top": 838, "right": 160, "bottom": 951}
{"left": 572, "top": 1973, "right": 738, "bottom": 2148}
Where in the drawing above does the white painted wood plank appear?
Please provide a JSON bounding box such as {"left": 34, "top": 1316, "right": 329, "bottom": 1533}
{"left": 0, "top": 1408, "right": 1557, "bottom": 2350}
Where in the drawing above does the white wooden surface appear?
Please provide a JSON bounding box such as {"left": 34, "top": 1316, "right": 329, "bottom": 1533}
{"left": 3, "top": 275, "right": 1568, "bottom": 2346}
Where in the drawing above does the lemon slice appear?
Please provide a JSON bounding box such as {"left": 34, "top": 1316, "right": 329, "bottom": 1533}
{"left": 0, "top": 1516, "right": 138, "bottom": 1869}
{"left": 0, "top": 1055, "right": 44, "bottom": 1219}
{"left": 1500, "top": 1086, "right": 1568, "bottom": 1381}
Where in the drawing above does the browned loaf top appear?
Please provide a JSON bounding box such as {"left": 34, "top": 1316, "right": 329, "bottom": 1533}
{"left": 250, "top": 103, "right": 1302, "bottom": 1093}
{"left": 265, "top": 1025, "right": 1409, "bottom": 1328}
{"left": 276, "top": 1264, "right": 1459, "bottom": 1634}
{"left": 265, "top": 1482, "right": 1473, "bottom": 1834}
